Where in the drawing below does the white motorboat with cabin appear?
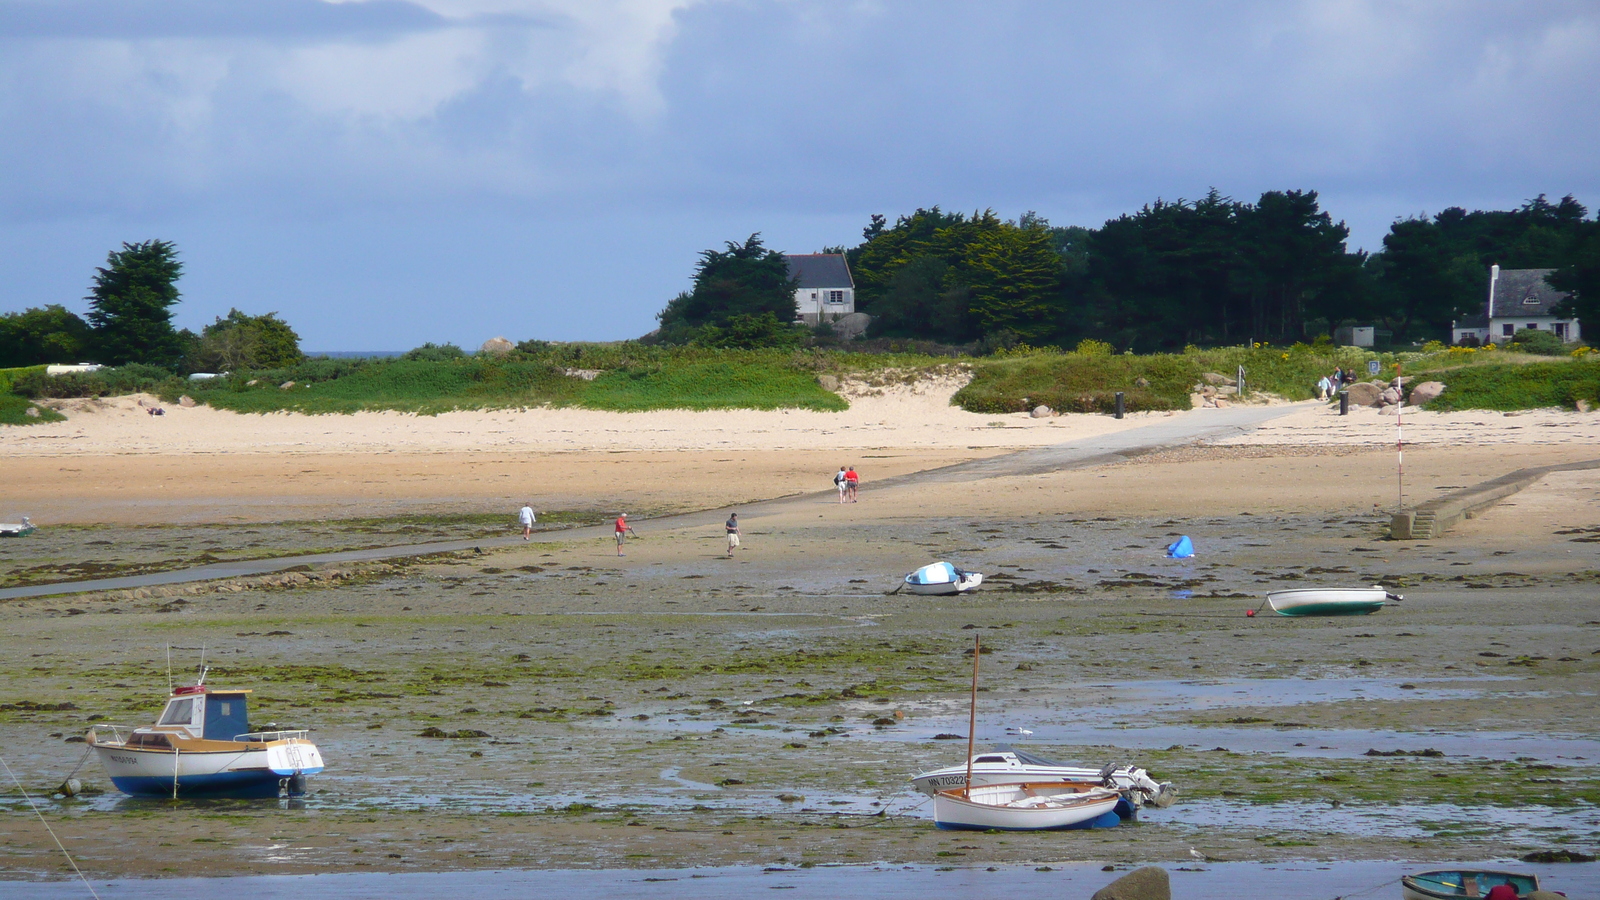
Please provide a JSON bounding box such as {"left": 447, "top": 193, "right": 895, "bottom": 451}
{"left": 904, "top": 561, "right": 983, "bottom": 595}
{"left": 0, "top": 516, "right": 35, "bottom": 537}
{"left": 86, "top": 668, "right": 323, "bottom": 798}
{"left": 912, "top": 746, "right": 1175, "bottom": 819}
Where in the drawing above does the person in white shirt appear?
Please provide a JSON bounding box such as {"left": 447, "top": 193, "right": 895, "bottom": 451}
{"left": 518, "top": 503, "right": 536, "bottom": 540}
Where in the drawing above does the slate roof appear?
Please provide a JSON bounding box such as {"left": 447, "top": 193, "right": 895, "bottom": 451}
{"left": 784, "top": 254, "right": 854, "bottom": 289}
{"left": 1490, "top": 268, "right": 1568, "bottom": 317}
{"left": 1457, "top": 268, "right": 1571, "bottom": 328}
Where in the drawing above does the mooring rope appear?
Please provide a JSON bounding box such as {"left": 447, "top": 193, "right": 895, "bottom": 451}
{"left": 0, "top": 753, "right": 101, "bottom": 899}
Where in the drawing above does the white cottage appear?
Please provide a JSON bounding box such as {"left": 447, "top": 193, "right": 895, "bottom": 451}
{"left": 785, "top": 253, "right": 855, "bottom": 325}
{"left": 1452, "top": 265, "right": 1581, "bottom": 345}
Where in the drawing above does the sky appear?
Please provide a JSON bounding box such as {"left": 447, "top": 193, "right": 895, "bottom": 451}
{"left": 1, "top": 0, "right": 1597, "bottom": 350}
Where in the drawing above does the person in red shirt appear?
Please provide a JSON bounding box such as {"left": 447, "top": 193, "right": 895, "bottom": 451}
{"left": 845, "top": 466, "right": 860, "bottom": 502}
{"left": 614, "top": 513, "right": 637, "bottom": 556}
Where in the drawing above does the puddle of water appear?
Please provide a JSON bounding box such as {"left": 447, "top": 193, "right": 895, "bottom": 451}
{"left": 1148, "top": 800, "right": 1600, "bottom": 841}
{"left": 4, "top": 860, "right": 1597, "bottom": 900}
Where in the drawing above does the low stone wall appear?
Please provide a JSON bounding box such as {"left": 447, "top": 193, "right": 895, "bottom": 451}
{"left": 1390, "top": 458, "right": 1600, "bottom": 539}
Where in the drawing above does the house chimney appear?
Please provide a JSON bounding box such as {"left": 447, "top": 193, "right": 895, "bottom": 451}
{"left": 1488, "top": 264, "right": 1499, "bottom": 319}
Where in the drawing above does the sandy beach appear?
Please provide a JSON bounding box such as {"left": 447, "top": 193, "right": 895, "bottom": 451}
{"left": 1, "top": 382, "right": 1597, "bottom": 885}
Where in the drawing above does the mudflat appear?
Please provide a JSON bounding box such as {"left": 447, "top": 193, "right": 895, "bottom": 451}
{"left": 1, "top": 394, "right": 1597, "bottom": 881}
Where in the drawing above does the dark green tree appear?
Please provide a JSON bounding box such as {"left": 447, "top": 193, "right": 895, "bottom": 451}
{"left": 1371, "top": 218, "right": 1483, "bottom": 343}
{"left": 960, "top": 222, "right": 1063, "bottom": 343}
{"left": 0, "top": 305, "right": 94, "bottom": 367}
{"left": 193, "top": 309, "right": 303, "bottom": 371}
{"left": 655, "top": 234, "right": 799, "bottom": 344}
{"left": 1549, "top": 220, "right": 1600, "bottom": 340}
{"left": 86, "top": 240, "right": 185, "bottom": 367}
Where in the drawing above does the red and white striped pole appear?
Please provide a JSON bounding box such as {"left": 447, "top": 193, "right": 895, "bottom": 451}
{"left": 1395, "top": 361, "right": 1404, "bottom": 509}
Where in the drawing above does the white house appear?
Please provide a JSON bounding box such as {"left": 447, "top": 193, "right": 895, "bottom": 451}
{"left": 784, "top": 253, "right": 855, "bottom": 325}
{"left": 1452, "top": 265, "right": 1581, "bottom": 345}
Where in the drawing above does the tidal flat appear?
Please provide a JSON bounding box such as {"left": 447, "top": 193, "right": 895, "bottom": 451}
{"left": 1, "top": 508, "right": 1597, "bottom": 881}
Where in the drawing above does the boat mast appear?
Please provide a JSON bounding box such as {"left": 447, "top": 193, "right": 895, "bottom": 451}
{"left": 964, "top": 634, "right": 980, "bottom": 796}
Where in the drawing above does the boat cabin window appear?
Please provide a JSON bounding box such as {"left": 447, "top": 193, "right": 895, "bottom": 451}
{"left": 158, "top": 697, "right": 197, "bottom": 726}
{"left": 975, "top": 756, "right": 1007, "bottom": 763}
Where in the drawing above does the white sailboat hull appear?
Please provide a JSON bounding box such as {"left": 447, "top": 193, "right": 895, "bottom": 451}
{"left": 1266, "top": 587, "right": 1400, "bottom": 617}
{"left": 933, "top": 782, "right": 1121, "bottom": 831}
{"left": 912, "top": 751, "right": 1175, "bottom": 810}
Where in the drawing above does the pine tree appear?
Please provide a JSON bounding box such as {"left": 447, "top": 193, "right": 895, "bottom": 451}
{"left": 86, "top": 240, "right": 184, "bottom": 367}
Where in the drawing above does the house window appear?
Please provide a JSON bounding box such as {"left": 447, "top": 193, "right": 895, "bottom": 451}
{"left": 1526, "top": 323, "right": 1537, "bottom": 329}
{"left": 1502, "top": 324, "right": 1515, "bottom": 337}
{"left": 827, "top": 290, "right": 845, "bottom": 303}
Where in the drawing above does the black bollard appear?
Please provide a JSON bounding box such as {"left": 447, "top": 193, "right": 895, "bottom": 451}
{"left": 1339, "top": 390, "right": 1349, "bottom": 416}
{"left": 1114, "top": 391, "right": 1125, "bottom": 419}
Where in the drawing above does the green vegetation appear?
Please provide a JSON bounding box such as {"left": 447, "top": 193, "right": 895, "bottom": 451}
{"left": 0, "top": 393, "right": 64, "bottom": 425}
{"left": 113, "top": 348, "right": 849, "bottom": 415}
{"left": 1415, "top": 357, "right": 1600, "bottom": 411}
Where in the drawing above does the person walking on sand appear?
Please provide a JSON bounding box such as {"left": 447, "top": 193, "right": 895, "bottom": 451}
{"left": 615, "top": 513, "right": 637, "bottom": 556}
{"left": 834, "top": 466, "right": 848, "bottom": 503}
{"left": 725, "top": 513, "right": 741, "bottom": 557}
{"left": 518, "top": 503, "right": 536, "bottom": 540}
{"left": 845, "top": 466, "right": 860, "bottom": 502}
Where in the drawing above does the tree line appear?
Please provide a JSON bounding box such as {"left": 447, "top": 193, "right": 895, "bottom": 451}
{"left": 654, "top": 190, "right": 1600, "bottom": 351}
{"left": 0, "top": 240, "right": 302, "bottom": 371}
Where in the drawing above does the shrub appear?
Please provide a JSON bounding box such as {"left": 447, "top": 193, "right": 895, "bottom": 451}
{"left": 0, "top": 393, "right": 65, "bottom": 425}
{"left": 402, "top": 342, "right": 467, "bottom": 362}
{"left": 1421, "top": 360, "right": 1600, "bottom": 411}
{"left": 1505, "top": 329, "right": 1567, "bottom": 356}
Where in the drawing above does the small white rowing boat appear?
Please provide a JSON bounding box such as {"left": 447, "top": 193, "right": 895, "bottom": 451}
{"left": 934, "top": 780, "right": 1121, "bottom": 831}
{"left": 1265, "top": 586, "right": 1402, "bottom": 617}
{"left": 904, "top": 561, "right": 983, "bottom": 595}
{"left": 0, "top": 516, "right": 35, "bottom": 537}
{"left": 911, "top": 747, "right": 1176, "bottom": 816}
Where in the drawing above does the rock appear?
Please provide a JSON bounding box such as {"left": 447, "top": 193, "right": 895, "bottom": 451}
{"left": 1379, "top": 404, "right": 1401, "bottom": 415}
{"left": 1576, "top": 398, "right": 1592, "bottom": 413}
{"left": 1214, "top": 399, "right": 1229, "bottom": 408}
{"left": 1344, "top": 382, "right": 1383, "bottom": 407}
{"left": 1200, "top": 372, "right": 1235, "bottom": 386}
{"left": 279, "top": 381, "right": 296, "bottom": 390}
{"left": 178, "top": 395, "right": 196, "bottom": 408}
{"left": 817, "top": 374, "right": 840, "bottom": 391}
{"left": 1408, "top": 381, "right": 1446, "bottom": 406}
{"left": 830, "top": 311, "right": 872, "bottom": 340}
{"left": 1379, "top": 386, "right": 1401, "bottom": 406}
{"left": 24, "top": 406, "right": 39, "bottom": 418}
{"left": 480, "top": 336, "right": 515, "bottom": 356}
{"left": 1215, "top": 385, "right": 1238, "bottom": 396}
{"left": 246, "top": 379, "right": 260, "bottom": 386}
{"left": 1031, "top": 405, "right": 1053, "bottom": 418}
{"left": 1091, "top": 866, "right": 1171, "bottom": 900}
{"left": 1133, "top": 377, "right": 1149, "bottom": 388}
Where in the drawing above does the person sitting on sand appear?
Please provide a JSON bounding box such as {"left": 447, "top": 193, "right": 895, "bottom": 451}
{"left": 518, "top": 503, "right": 536, "bottom": 540}
{"left": 725, "top": 513, "right": 741, "bottom": 557}
{"left": 615, "top": 513, "right": 637, "bottom": 556}
{"left": 845, "top": 466, "right": 859, "bottom": 502}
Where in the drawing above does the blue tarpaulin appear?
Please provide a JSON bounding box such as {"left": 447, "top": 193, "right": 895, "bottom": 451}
{"left": 1166, "top": 535, "right": 1195, "bottom": 558}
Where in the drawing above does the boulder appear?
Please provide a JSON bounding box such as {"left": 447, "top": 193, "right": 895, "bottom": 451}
{"left": 1379, "top": 404, "right": 1401, "bottom": 415}
{"left": 1408, "top": 381, "right": 1446, "bottom": 406}
{"left": 1379, "top": 386, "right": 1402, "bottom": 406}
{"left": 1133, "top": 376, "right": 1150, "bottom": 388}
{"left": 279, "top": 381, "right": 296, "bottom": 390}
{"left": 1091, "top": 866, "right": 1170, "bottom": 900}
{"left": 1200, "top": 372, "right": 1235, "bottom": 386}
{"left": 1031, "top": 405, "right": 1053, "bottom": 418}
{"left": 1578, "top": 399, "right": 1593, "bottom": 413}
{"left": 24, "top": 406, "right": 39, "bottom": 418}
{"left": 1344, "top": 382, "right": 1382, "bottom": 407}
{"left": 178, "top": 395, "right": 196, "bottom": 408}
{"left": 1214, "top": 398, "right": 1229, "bottom": 408}
{"left": 817, "top": 374, "right": 840, "bottom": 391}
{"left": 480, "top": 336, "right": 515, "bottom": 356}
{"left": 830, "top": 312, "right": 872, "bottom": 340}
